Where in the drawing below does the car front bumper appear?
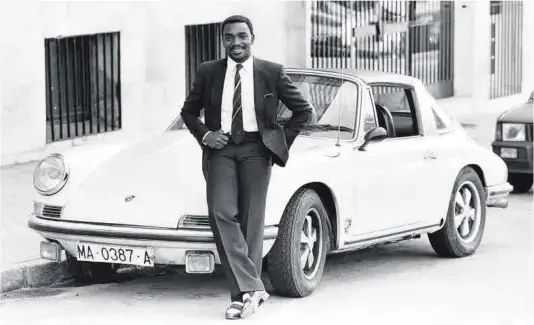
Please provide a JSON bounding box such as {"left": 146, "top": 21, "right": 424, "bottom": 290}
{"left": 485, "top": 182, "right": 514, "bottom": 208}
{"left": 28, "top": 215, "right": 278, "bottom": 266}
{"left": 491, "top": 140, "right": 533, "bottom": 174}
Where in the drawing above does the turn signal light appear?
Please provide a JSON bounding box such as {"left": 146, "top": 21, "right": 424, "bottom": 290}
{"left": 40, "top": 241, "right": 63, "bottom": 262}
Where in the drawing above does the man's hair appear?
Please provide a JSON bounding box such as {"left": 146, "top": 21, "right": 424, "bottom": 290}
{"left": 221, "top": 15, "right": 254, "bottom": 36}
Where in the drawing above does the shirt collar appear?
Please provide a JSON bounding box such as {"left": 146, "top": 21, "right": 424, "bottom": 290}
{"left": 227, "top": 55, "right": 253, "bottom": 73}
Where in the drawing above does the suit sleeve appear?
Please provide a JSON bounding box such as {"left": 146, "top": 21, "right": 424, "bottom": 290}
{"left": 276, "top": 65, "right": 313, "bottom": 148}
{"left": 180, "top": 63, "right": 210, "bottom": 143}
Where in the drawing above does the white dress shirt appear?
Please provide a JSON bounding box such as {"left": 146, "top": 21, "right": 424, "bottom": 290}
{"left": 203, "top": 56, "right": 258, "bottom": 143}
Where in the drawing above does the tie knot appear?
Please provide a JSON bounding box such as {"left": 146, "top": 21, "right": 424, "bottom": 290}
{"left": 236, "top": 64, "right": 243, "bottom": 71}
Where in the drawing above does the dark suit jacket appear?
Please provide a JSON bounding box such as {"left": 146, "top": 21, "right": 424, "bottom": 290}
{"left": 180, "top": 57, "right": 313, "bottom": 167}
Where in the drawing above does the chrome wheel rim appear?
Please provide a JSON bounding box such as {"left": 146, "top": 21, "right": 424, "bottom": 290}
{"left": 454, "top": 181, "right": 482, "bottom": 244}
{"left": 299, "top": 208, "right": 323, "bottom": 280}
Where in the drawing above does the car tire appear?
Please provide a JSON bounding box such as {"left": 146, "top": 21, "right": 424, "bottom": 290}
{"left": 67, "top": 255, "right": 117, "bottom": 284}
{"left": 266, "top": 188, "right": 331, "bottom": 297}
{"left": 428, "top": 167, "right": 487, "bottom": 258}
{"left": 508, "top": 173, "right": 533, "bottom": 193}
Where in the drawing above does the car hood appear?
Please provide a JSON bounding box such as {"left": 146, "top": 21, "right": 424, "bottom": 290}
{"left": 60, "top": 131, "right": 318, "bottom": 228}
{"left": 61, "top": 131, "right": 208, "bottom": 228}
{"left": 499, "top": 102, "right": 533, "bottom": 123}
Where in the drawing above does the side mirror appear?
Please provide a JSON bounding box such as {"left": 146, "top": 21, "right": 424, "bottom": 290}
{"left": 358, "top": 127, "right": 388, "bottom": 151}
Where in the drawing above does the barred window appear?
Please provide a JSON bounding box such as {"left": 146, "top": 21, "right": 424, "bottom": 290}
{"left": 45, "top": 32, "right": 121, "bottom": 143}
{"left": 185, "top": 23, "right": 225, "bottom": 95}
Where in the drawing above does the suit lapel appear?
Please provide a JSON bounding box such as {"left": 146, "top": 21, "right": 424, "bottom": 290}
{"left": 253, "top": 57, "right": 265, "bottom": 121}
{"left": 211, "top": 59, "right": 227, "bottom": 126}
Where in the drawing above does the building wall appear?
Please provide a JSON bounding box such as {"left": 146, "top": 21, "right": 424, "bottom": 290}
{"left": 0, "top": 0, "right": 301, "bottom": 166}
{"left": 1, "top": 1, "right": 532, "bottom": 166}
{"left": 453, "top": 0, "right": 533, "bottom": 109}
{"left": 2, "top": 1, "right": 149, "bottom": 165}
{"left": 521, "top": 0, "right": 534, "bottom": 96}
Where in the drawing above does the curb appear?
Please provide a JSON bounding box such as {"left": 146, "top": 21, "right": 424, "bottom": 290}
{"left": 1, "top": 259, "right": 71, "bottom": 293}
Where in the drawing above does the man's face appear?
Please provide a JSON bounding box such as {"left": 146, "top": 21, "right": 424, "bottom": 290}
{"left": 223, "top": 22, "right": 254, "bottom": 63}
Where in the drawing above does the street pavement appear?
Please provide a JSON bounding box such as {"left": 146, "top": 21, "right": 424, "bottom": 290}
{"left": 0, "top": 193, "right": 532, "bottom": 325}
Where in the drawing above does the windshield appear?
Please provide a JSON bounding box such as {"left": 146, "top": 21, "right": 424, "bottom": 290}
{"left": 167, "top": 73, "right": 359, "bottom": 140}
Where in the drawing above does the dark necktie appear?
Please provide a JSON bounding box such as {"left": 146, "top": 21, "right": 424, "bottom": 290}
{"left": 231, "top": 64, "right": 244, "bottom": 144}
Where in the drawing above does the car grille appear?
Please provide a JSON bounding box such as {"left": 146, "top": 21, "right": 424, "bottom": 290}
{"left": 178, "top": 215, "right": 210, "bottom": 230}
{"left": 42, "top": 205, "right": 63, "bottom": 218}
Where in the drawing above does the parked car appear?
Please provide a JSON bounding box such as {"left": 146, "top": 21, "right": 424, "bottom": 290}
{"left": 29, "top": 68, "right": 512, "bottom": 297}
{"left": 311, "top": 35, "right": 351, "bottom": 58}
{"left": 491, "top": 91, "right": 533, "bottom": 193}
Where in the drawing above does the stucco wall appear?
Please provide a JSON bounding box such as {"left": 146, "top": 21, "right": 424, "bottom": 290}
{"left": 0, "top": 0, "right": 299, "bottom": 165}
{"left": 453, "top": 0, "right": 533, "bottom": 106}
{"left": 521, "top": 0, "right": 534, "bottom": 96}
{"left": 1, "top": 0, "right": 532, "bottom": 166}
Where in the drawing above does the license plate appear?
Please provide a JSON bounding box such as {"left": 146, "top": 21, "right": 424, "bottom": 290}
{"left": 500, "top": 148, "right": 518, "bottom": 159}
{"left": 76, "top": 242, "right": 154, "bottom": 267}
{"left": 185, "top": 251, "right": 215, "bottom": 273}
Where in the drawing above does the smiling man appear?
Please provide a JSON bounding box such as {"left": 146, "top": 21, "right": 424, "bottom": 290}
{"left": 180, "top": 15, "right": 312, "bottom": 319}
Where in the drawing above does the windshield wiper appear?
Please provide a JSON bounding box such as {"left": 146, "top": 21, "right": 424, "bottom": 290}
{"left": 302, "top": 124, "right": 354, "bottom": 132}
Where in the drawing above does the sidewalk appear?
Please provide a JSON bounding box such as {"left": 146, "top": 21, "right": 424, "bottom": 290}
{"left": 0, "top": 94, "right": 522, "bottom": 292}
{"left": 1, "top": 161, "right": 70, "bottom": 292}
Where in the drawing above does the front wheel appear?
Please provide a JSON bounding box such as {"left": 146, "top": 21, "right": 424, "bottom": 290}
{"left": 266, "top": 189, "right": 331, "bottom": 297}
{"left": 428, "top": 167, "right": 486, "bottom": 257}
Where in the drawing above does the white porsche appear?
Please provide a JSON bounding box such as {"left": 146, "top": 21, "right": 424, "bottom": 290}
{"left": 29, "top": 69, "right": 512, "bottom": 297}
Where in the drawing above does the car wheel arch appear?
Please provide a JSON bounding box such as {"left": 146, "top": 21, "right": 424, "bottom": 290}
{"left": 466, "top": 164, "right": 487, "bottom": 187}
{"left": 293, "top": 182, "right": 339, "bottom": 251}
{"left": 445, "top": 164, "right": 487, "bottom": 206}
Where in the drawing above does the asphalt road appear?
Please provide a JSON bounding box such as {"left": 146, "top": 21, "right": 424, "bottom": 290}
{"left": 1, "top": 192, "right": 532, "bottom": 325}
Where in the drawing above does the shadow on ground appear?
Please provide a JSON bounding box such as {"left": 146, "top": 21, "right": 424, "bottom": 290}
{"left": 0, "top": 238, "right": 447, "bottom": 302}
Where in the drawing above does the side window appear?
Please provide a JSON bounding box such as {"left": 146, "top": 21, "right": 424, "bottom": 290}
{"left": 277, "top": 74, "right": 358, "bottom": 140}
{"left": 361, "top": 89, "right": 378, "bottom": 133}
{"left": 432, "top": 108, "right": 447, "bottom": 130}
{"left": 372, "top": 86, "right": 411, "bottom": 112}
{"left": 419, "top": 87, "right": 453, "bottom": 132}
{"left": 371, "top": 85, "right": 420, "bottom": 137}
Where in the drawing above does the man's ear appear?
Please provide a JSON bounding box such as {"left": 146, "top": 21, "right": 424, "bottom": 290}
{"left": 251, "top": 34, "right": 255, "bottom": 44}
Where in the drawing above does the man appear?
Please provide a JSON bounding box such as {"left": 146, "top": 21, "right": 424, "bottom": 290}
{"left": 180, "top": 15, "right": 312, "bottom": 319}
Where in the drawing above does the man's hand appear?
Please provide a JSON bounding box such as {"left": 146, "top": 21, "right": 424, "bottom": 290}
{"left": 203, "top": 130, "right": 229, "bottom": 149}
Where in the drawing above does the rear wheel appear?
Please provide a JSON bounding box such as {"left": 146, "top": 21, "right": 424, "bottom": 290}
{"left": 428, "top": 167, "right": 486, "bottom": 257}
{"left": 67, "top": 254, "right": 118, "bottom": 284}
{"left": 508, "top": 173, "right": 533, "bottom": 193}
{"left": 267, "top": 189, "right": 331, "bottom": 297}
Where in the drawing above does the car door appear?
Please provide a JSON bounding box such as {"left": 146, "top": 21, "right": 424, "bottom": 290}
{"left": 348, "top": 85, "right": 439, "bottom": 237}
{"left": 272, "top": 72, "right": 363, "bottom": 246}
{"left": 413, "top": 85, "right": 468, "bottom": 220}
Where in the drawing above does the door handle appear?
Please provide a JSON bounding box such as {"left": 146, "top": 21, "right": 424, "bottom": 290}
{"left": 424, "top": 152, "right": 438, "bottom": 160}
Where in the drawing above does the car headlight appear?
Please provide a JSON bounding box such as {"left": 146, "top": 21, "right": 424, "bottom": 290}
{"left": 33, "top": 154, "right": 69, "bottom": 195}
{"left": 502, "top": 123, "right": 526, "bottom": 141}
